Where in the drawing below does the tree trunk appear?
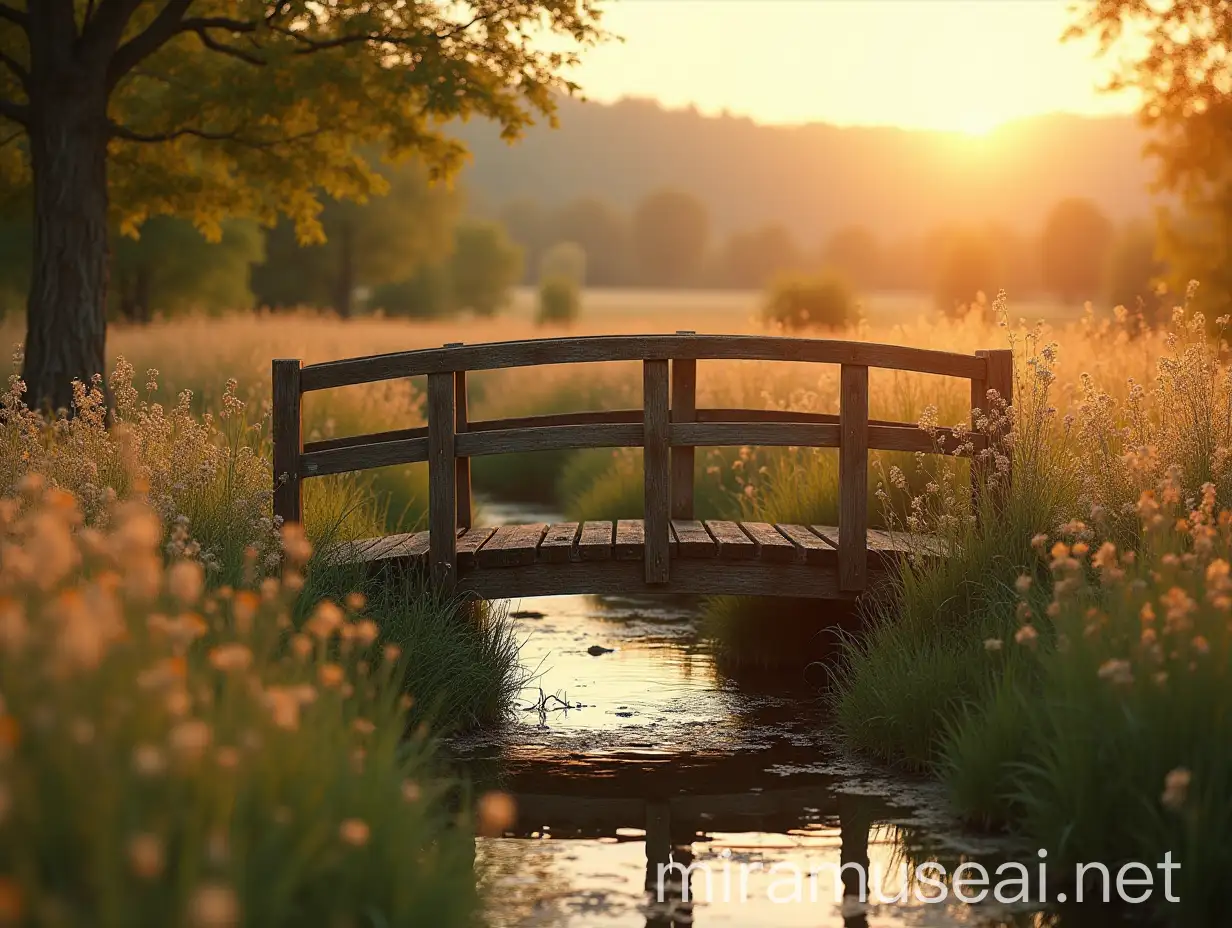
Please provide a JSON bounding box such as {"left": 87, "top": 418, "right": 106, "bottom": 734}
{"left": 334, "top": 221, "right": 354, "bottom": 319}
{"left": 21, "top": 93, "right": 111, "bottom": 414}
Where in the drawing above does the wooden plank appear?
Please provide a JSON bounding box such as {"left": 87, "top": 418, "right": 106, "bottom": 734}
{"left": 539, "top": 523, "right": 580, "bottom": 563}
{"left": 776, "top": 523, "right": 835, "bottom": 565}
{"left": 300, "top": 335, "right": 986, "bottom": 392}
{"left": 867, "top": 528, "right": 949, "bottom": 560}
{"left": 304, "top": 425, "right": 427, "bottom": 454}
{"left": 301, "top": 436, "right": 428, "bottom": 478}
{"left": 578, "top": 521, "right": 614, "bottom": 560}
{"left": 468, "top": 409, "right": 642, "bottom": 432}
{"left": 839, "top": 364, "right": 869, "bottom": 591}
{"left": 705, "top": 521, "right": 756, "bottom": 560}
{"left": 427, "top": 371, "right": 457, "bottom": 587}
{"left": 271, "top": 359, "right": 303, "bottom": 527}
{"left": 456, "top": 526, "right": 497, "bottom": 570}
{"left": 672, "top": 422, "right": 840, "bottom": 449}
{"left": 614, "top": 519, "right": 645, "bottom": 560}
{"left": 455, "top": 558, "right": 865, "bottom": 601}
{"left": 643, "top": 359, "right": 671, "bottom": 584}
{"left": 477, "top": 523, "right": 548, "bottom": 568}
{"left": 455, "top": 368, "right": 472, "bottom": 529}
{"left": 672, "top": 520, "right": 716, "bottom": 558}
{"left": 456, "top": 424, "right": 643, "bottom": 457}
{"left": 671, "top": 339, "right": 697, "bottom": 520}
{"left": 739, "top": 522, "right": 797, "bottom": 563}
{"left": 326, "top": 531, "right": 428, "bottom": 568}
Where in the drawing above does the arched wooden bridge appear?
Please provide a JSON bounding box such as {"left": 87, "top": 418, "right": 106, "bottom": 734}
{"left": 271, "top": 334, "right": 1011, "bottom": 600}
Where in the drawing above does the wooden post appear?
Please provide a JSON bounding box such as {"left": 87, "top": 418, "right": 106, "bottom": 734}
{"left": 972, "top": 348, "right": 1014, "bottom": 513}
{"left": 643, "top": 359, "right": 671, "bottom": 584}
{"left": 271, "top": 359, "right": 303, "bottom": 527}
{"left": 427, "top": 370, "right": 457, "bottom": 588}
{"left": 839, "top": 364, "right": 868, "bottom": 591}
{"left": 454, "top": 369, "right": 472, "bottom": 529}
{"left": 670, "top": 331, "right": 697, "bottom": 520}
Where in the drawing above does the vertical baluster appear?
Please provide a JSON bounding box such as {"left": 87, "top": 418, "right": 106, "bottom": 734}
{"left": 670, "top": 332, "right": 697, "bottom": 520}
{"left": 427, "top": 370, "right": 457, "bottom": 588}
{"left": 454, "top": 368, "right": 472, "bottom": 529}
{"left": 272, "top": 359, "right": 303, "bottom": 528}
{"left": 839, "top": 364, "right": 869, "bottom": 591}
{"left": 643, "top": 359, "right": 671, "bottom": 584}
{"left": 972, "top": 348, "right": 1014, "bottom": 517}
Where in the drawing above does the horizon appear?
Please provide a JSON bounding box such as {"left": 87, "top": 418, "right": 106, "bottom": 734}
{"left": 568, "top": 0, "right": 1138, "bottom": 134}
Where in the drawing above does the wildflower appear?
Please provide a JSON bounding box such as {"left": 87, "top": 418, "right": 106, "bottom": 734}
{"left": 166, "top": 560, "right": 204, "bottom": 605}
{"left": 1161, "top": 768, "right": 1191, "bottom": 811}
{"left": 339, "top": 818, "right": 370, "bottom": 847}
{"left": 231, "top": 591, "right": 258, "bottom": 634}
{"left": 1191, "top": 635, "right": 1210, "bottom": 655}
{"left": 983, "top": 638, "right": 1003, "bottom": 652}
{"left": 306, "top": 601, "right": 344, "bottom": 640}
{"left": 1097, "top": 659, "right": 1134, "bottom": 687}
{"left": 477, "top": 791, "right": 517, "bottom": 837}
{"left": 215, "top": 747, "right": 241, "bottom": 770}
{"left": 289, "top": 633, "right": 313, "bottom": 659}
{"left": 0, "top": 782, "right": 9, "bottom": 824}
{"left": 1031, "top": 533, "right": 1049, "bottom": 552}
{"left": 345, "top": 592, "right": 366, "bottom": 611}
{"left": 169, "top": 720, "right": 212, "bottom": 762}
{"left": 353, "top": 619, "right": 380, "bottom": 646}
{"left": 187, "top": 883, "right": 240, "bottom": 928}
{"left": 352, "top": 718, "right": 375, "bottom": 736}
{"left": 0, "top": 715, "right": 20, "bottom": 752}
{"left": 1160, "top": 587, "right": 1196, "bottom": 633}
{"left": 132, "top": 744, "right": 166, "bottom": 777}
{"left": 1140, "top": 603, "right": 1156, "bottom": 625}
{"left": 318, "top": 663, "right": 345, "bottom": 688}
{"left": 402, "top": 780, "right": 422, "bottom": 803}
{"left": 0, "top": 598, "right": 26, "bottom": 655}
{"left": 128, "top": 833, "right": 165, "bottom": 880}
{"left": 208, "top": 644, "right": 253, "bottom": 674}
{"left": 1014, "top": 625, "right": 1039, "bottom": 648}
{"left": 1014, "top": 575, "right": 1032, "bottom": 594}
{"left": 0, "top": 877, "right": 22, "bottom": 923}
{"left": 383, "top": 643, "right": 402, "bottom": 664}
{"left": 280, "top": 523, "right": 312, "bottom": 565}
{"left": 70, "top": 719, "right": 95, "bottom": 745}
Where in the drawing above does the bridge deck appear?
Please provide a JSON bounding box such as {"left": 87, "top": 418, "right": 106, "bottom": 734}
{"left": 334, "top": 520, "right": 945, "bottom": 600}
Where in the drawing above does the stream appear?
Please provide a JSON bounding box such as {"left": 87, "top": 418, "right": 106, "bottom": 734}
{"left": 453, "top": 501, "right": 1061, "bottom": 928}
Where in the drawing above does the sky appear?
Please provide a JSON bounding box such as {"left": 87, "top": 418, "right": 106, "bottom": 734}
{"left": 567, "top": 0, "right": 1137, "bottom": 134}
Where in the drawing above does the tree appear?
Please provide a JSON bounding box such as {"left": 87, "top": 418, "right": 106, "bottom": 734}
{"left": 931, "top": 226, "right": 999, "bottom": 315}
{"left": 762, "top": 272, "right": 856, "bottom": 331}
{"left": 448, "top": 219, "right": 523, "bottom": 316}
{"left": 498, "top": 198, "right": 549, "bottom": 284}
{"left": 1067, "top": 2, "right": 1232, "bottom": 317}
{"left": 1105, "top": 217, "right": 1166, "bottom": 324}
{"left": 550, "top": 197, "right": 630, "bottom": 285}
{"left": 250, "top": 158, "right": 460, "bottom": 316}
{"left": 717, "top": 223, "right": 800, "bottom": 289}
{"left": 1040, "top": 197, "right": 1115, "bottom": 303}
{"left": 0, "top": 2, "right": 604, "bottom": 411}
{"left": 821, "top": 225, "right": 881, "bottom": 290}
{"left": 631, "top": 189, "right": 709, "bottom": 287}
{"left": 538, "top": 241, "right": 586, "bottom": 286}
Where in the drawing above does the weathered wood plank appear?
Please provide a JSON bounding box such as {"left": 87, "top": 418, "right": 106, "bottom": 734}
{"left": 705, "top": 521, "right": 756, "bottom": 560}
{"left": 476, "top": 523, "right": 548, "bottom": 568}
{"left": 427, "top": 371, "right": 457, "bottom": 587}
{"left": 867, "top": 528, "right": 950, "bottom": 560}
{"left": 739, "top": 521, "right": 797, "bottom": 563}
{"left": 301, "top": 436, "right": 429, "bottom": 478}
{"left": 539, "top": 523, "right": 580, "bottom": 563}
{"left": 672, "top": 520, "right": 716, "bottom": 558}
{"left": 644, "top": 359, "right": 671, "bottom": 584}
{"left": 578, "top": 521, "right": 614, "bottom": 560}
{"left": 839, "top": 364, "right": 869, "bottom": 591}
{"left": 671, "top": 339, "right": 697, "bottom": 520}
{"left": 455, "top": 558, "right": 865, "bottom": 601}
{"left": 468, "top": 409, "right": 642, "bottom": 432}
{"left": 300, "top": 335, "right": 987, "bottom": 392}
{"left": 303, "top": 425, "right": 427, "bottom": 454}
{"left": 455, "top": 368, "right": 472, "bottom": 529}
{"left": 456, "top": 424, "right": 643, "bottom": 457}
{"left": 672, "top": 422, "right": 840, "bottom": 449}
{"left": 272, "top": 359, "right": 303, "bottom": 526}
{"left": 614, "top": 520, "right": 645, "bottom": 560}
{"left": 456, "top": 526, "right": 497, "bottom": 570}
{"left": 776, "top": 523, "right": 836, "bottom": 565}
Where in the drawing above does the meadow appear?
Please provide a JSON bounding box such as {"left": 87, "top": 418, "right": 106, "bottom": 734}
{"left": 3, "top": 284, "right": 1223, "bottom": 925}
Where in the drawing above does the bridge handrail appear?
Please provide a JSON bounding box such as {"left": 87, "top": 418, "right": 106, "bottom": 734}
{"left": 272, "top": 334, "right": 1013, "bottom": 594}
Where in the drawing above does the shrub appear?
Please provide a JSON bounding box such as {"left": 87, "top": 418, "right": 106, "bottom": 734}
{"left": 761, "top": 272, "right": 857, "bottom": 331}
{"left": 537, "top": 275, "right": 581, "bottom": 327}
{"left": 538, "top": 241, "right": 587, "bottom": 286}
{"left": 0, "top": 489, "right": 489, "bottom": 927}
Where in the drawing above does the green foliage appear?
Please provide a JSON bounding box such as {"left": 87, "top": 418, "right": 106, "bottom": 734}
{"left": 538, "top": 241, "right": 587, "bottom": 285}
{"left": 762, "top": 272, "right": 857, "bottom": 330}
{"left": 448, "top": 220, "right": 523, "bottom": 317}
{"left": 1040, "top": 197, "right": 1115, "bottom": 304}
{"left": 631, "top": 189, "right": 710, "bottom": 286}
{"left": 369, "top": 265, "right": 455, "bottom": 320}
{"left": 549, "top": 197, "right": 630, "bottom": 285}
{"left": 537, "top": 275, "right": 582, "bottom": 327}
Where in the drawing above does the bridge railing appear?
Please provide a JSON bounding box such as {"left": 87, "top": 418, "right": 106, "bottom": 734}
{"left": 272, "top": 334, "right": 1012, "bottom": 592}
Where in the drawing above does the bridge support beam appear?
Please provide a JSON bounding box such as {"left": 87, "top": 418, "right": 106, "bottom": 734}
{"left": 670, "top": 331, "right": 697, "bottom": 520}
{"left": 643, "top": 359, "right": 671, "bottom": 584}
{"left": 272, "top": 359, "right": 303, "bottom": 528}
{"left": 427, "top": 370, "right": 457, "bottom": 588}
{"left": 839, "top": 364, "right": 869, "bottom": 591}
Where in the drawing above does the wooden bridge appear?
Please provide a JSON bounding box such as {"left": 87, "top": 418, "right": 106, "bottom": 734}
{"left": 271, "top": 334, "right": 1011, "bottom": 600}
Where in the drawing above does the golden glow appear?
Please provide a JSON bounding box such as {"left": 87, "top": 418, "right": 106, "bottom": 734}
{"left": 571, "top": 0, "right": 1135, "bottom": 132}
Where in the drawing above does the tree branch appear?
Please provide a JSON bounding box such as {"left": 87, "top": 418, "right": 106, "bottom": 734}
{"left": 106, "top": 0, "right": 194, "bottom": 89}
{"left": 0, "top": 4, "right": 27, "bottom": 30}
{"left": 0, "top": 47, "right": 26, "bottom": 86}
{"left": 0, "top": 96, "right": 28, "bottom": 126}
{"left": 183, "top": 21, "right": 264, "bottom": 67}
{"left": 108, "top": 119, "right": 323, "bottom": 148}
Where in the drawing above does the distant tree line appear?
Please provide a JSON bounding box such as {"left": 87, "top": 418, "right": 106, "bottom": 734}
{"left": 496, "top": 189, "right": 1167, "bottom": 315}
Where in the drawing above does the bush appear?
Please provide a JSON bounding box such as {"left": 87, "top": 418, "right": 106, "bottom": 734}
{"left": 538, "top": 241, "right": 587, "bottom": 286}
{"left": 761, "top": 272, "right": 857, "bottom": 331}
{"left": 0, "top": 490, "right": 491, "bottom": 927}
{"left": 537, "top": 275, "right": 581, "bottom": 327}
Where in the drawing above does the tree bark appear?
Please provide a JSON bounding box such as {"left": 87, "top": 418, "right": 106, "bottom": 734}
{"left": 21, "top": 91, "right": 111, "bottom": 413}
